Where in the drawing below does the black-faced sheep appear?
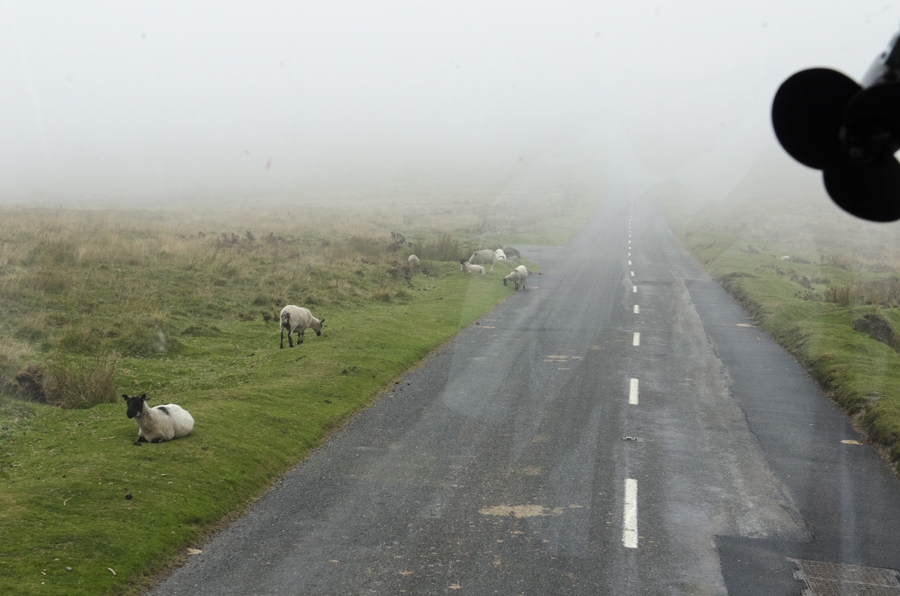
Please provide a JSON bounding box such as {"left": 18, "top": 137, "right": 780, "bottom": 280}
{"left": 280, "top": 305, "right": 325, "bottom": 348}
{"left": 459, "top": 259, "right": 486, "bottom": 274}
{"left": 503, "top": 265, "right": 529, "bottom": 290}
{"left": 123, "top": 393, "right": 194, "bottom": 443}
{"left": 468, "top": 249, "right": 497, "bottom": 271}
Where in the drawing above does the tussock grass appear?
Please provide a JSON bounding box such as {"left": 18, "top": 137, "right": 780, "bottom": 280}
{"left": 42, "top": 353, "right": 119, "bottom": 409}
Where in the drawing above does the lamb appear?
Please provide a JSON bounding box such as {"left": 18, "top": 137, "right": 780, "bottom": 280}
{"left": 408, "top": 255, "right": 420, "bottom": 266}
{"left": 280, "top": 305, "right": 325, "bottom": 348}
{"left": 468, "top": 249, "right": 497, "bottom": 271}
{"left": 494, "top": 248, "right": 507, "bottom": 262}
{"left": 503, "top": 265, "right": 529, "bottom": 290}
{"left": 459, "top": 260, "right": 486, "bottom": 274}
{"left": 123, "top": 393, "right": 194, "bottom": 443}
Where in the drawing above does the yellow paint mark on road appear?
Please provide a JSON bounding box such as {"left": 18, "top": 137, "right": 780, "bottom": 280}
{"left": 736, "top": 324, "right": 757, "bottom": 327}
{"left": 841, "top": 440, "right": 865, "bottom": 445}
{"left": 479, "top": 504, "right": 565, "bottom": 518}
{"left": 522, "top": 466, "right": 542, "bottom": 476}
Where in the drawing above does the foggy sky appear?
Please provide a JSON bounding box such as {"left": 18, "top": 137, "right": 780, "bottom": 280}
{"left": 1, "top": 1, "right": 896, "bottom": 205}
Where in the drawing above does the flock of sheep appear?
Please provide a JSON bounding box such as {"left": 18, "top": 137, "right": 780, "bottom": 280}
{"left": 457, "top": 247, "right": 529, "bottom": 290}
{"left": 123, "top": 246, "right": 526, "bottom": 443}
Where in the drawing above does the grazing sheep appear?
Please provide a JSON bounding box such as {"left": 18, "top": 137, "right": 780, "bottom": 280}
{"left": 494, "top": 249, "right": 507, "bottom": 262}
{"left": 280, "top": 305, "right": 325, "bottom": 348}
{"left": 468, "top": 249, "right": 497, "bottom": 271}
{"left": 459, "top": 260, "right": 486, "bottom": 274}
{"left": 503, "top": 265, "right": 529, "bottom": 290}
{"left": 408, "top": 255, "right": 420, "bottom": 266}
{"left": 123, "top": 393, "right": 193, "bottom": 443}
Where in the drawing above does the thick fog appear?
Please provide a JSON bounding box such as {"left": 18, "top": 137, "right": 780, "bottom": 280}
{"left": 0, "top": 1, "right": 896, "bottom": 206}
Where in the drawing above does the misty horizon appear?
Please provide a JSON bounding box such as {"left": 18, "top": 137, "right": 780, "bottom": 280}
{"left": 1, "top": 1, "right": 896, "bottom": 207}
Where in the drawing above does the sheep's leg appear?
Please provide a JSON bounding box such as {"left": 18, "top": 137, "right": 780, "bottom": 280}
{"left": 299, "top": 329, "right": 305, "bottom": 344}
{"left": 280, "top": 327, "right": 285, "bottom": 349}
{"left": 137, "top": 434, "right": 147, "bottom": 443}
{"left": 288, "top": 330, "right": 294, "bottom": 348}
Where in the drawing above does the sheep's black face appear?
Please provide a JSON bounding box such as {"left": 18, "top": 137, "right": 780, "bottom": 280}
{"left": 503, "top": 278, "right": 508, "bottom": 286}
{"left": 123, "top": 394, "right": 146, "bottom": 418}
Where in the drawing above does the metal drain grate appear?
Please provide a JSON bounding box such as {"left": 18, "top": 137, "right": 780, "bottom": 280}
{"left": 792, "top": 559, "right": 900, "bottom": 596}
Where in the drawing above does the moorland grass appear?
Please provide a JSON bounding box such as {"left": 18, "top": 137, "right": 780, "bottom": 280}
{"left": 665, "top": 185, "right": 900, "bottom": 468}
{"left": 0, "top": 185, "right": 600, "bottom": 596}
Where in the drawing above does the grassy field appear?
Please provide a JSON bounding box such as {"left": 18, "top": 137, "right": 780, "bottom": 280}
{"left": 0, "top": 182, "right": 602, "bottom": 595}
{"left": 662, "top": 154, "right": 900, "bottom": 470}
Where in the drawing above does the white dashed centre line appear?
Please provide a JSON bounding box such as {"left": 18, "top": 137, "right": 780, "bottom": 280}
{"left": 632, "top": 286, "right": 637, "bottom": 293}
{"left": 628, "top": 260, "right": 632, "bottom": 265}
{"left": 629, "top": 378, "right": 639, "bottom": 404}
{"left": 633, "top": 305, "right": 639, "bottom": 314}
{"left": 632, "top": 332, "right": 640, "bottom": 346}
{"left": 630, "top": 271, "right": 634, "bottom": 277}
{"left": 623, "top": 479, "right": 638, "bottom": 548}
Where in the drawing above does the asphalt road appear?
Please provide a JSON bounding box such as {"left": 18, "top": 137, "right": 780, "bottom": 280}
{"left": 147, "top": 193, "right": 900, "bottom": 595}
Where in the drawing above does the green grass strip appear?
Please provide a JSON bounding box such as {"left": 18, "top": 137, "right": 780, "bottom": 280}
{"left": 666, "top": 196, "right": 900, "bottom": 470}
{"left": 0, "top": 262, "right": 527, "bottom": 596}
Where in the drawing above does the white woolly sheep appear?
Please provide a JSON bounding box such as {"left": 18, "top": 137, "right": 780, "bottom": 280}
{"left": 408, "top": 255, "right": 420, "bottom": 266}
{"left": 503, "top": 265, "right": 529, "bottom": 290}
{"left": 468, "top": 249, "right": 497, "bottom": 271}
{"left": 123, "top": 393, "right": 194, "bottom": 443}
{"left": 459, "top": 260, "right": 486, "bottom": 274}
{"left": 280, "top": 305, "right": 325, "bottom": 348}
{"left": 494, "top": 248, "right": 507, "bottom": 262}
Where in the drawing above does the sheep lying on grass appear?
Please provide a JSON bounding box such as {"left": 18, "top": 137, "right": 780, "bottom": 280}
{"left": 503, "top": 265, "right": 529, "bottom": 290}
{"left": 408, "top": 255, "right": 420, "bottom": 266}
{"left": 123, "top": 393, "right": 194, "bottom": 443}
{"left": 459, "top": 260, "right": 486, "bottom": 274}
{"left": 468, "top": 249, "right": 497, "bottom": 272}
{"left": 280, "top": 305, "right": 325, "bottom": 348}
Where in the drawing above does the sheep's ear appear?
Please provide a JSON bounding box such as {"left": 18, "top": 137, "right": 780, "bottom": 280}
{"left": 122, "top": 394, "right": 129, "bottom": 401}
{"left": 320, "top": 318, "right": 325, "bottom": 325}
{"left": 140, "top": 393, "right": 147, "bottom": 400}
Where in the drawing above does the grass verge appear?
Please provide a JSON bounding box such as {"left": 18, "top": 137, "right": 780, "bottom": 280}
{"left": 0, "top": 185, "right": 598, "bottom": 595}
{"left": 663, "top": 174, "right": 900, "bottom": 471}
